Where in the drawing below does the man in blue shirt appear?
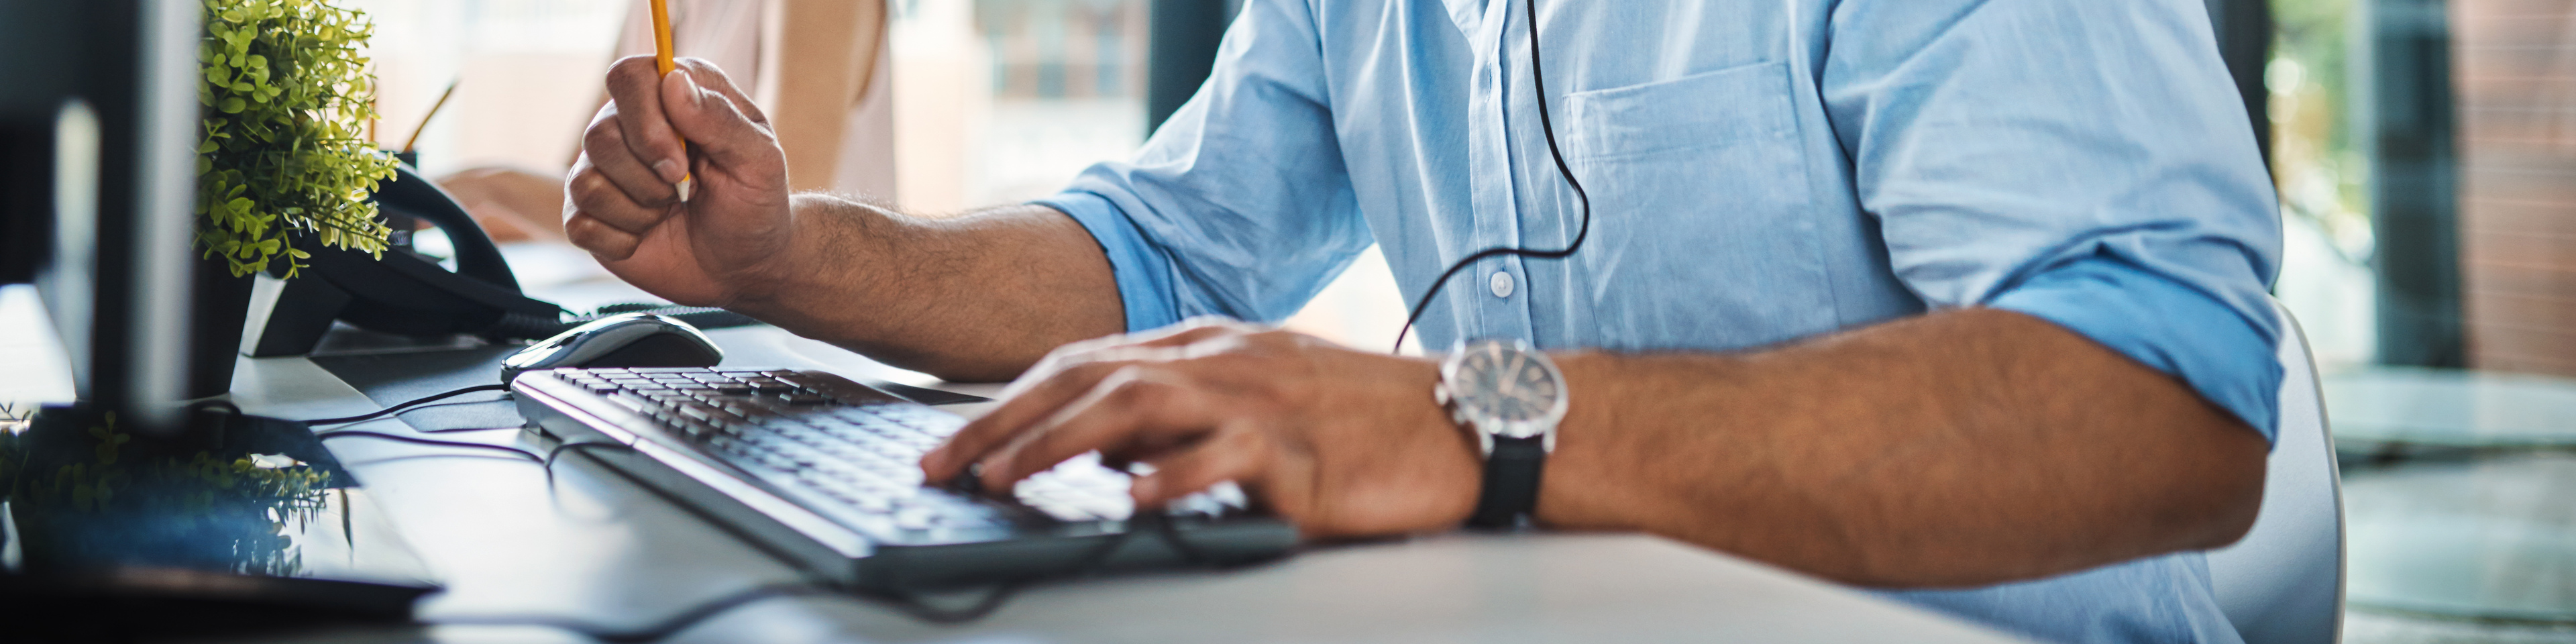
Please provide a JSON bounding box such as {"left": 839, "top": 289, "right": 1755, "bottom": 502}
{"left": 562, "top": 0, "right": 2282, "bottom": 641}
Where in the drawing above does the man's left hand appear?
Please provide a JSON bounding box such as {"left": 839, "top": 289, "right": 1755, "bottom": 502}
{"left": 918, "top": 318, "right": 1481, "bottom": 539}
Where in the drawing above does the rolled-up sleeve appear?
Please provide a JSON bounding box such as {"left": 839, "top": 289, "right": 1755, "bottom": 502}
{"left": 1821, "top": 0, "right": 2285, "bottom": 440}
{"left": 1033, "top": 0, "right": 1371, "bottom": 334}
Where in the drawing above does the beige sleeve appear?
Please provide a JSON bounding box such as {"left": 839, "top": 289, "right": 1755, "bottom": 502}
{"left": 610, "top": 0, "right": 885, "bottom": 195}
{"left": 763, "top": 0, "right": 888, "bottom": 194}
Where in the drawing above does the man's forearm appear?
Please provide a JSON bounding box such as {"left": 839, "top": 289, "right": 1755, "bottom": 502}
{"left": 729, "top": 196, "right": 1125, "bottom": 381}
{"left": 1540, "top": 308, "right": 2268, "bottom": 588}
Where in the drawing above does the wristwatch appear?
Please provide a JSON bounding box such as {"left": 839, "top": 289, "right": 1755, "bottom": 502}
{"left": 1436, "top": 338, "right": 1569, "bottom": 530}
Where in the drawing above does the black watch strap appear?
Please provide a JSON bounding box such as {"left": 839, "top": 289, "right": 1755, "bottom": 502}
{"left": 1467, "top": 435, "right": 1547, "bottom": 530}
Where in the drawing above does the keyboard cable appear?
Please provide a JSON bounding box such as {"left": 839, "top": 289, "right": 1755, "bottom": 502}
{"left": 419, "top": 513, "right": 1240, "bottom": 639}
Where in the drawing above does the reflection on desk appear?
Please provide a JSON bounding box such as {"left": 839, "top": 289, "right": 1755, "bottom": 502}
{"left": 1, "top": 406, "right": 437, "bottom": 640}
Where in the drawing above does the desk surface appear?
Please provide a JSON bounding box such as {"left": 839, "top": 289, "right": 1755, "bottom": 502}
{"left": 5, "top": 281, "right": 2027, "bottom": 643}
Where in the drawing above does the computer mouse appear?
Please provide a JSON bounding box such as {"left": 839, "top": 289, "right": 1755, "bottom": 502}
{"left": 500, "top": 313, "right": 724, "bottom": 382}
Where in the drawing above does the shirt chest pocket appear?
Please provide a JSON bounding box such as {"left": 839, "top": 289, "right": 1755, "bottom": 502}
{"left": 1560, "top": 60, "right": 1836, "bottom": 351}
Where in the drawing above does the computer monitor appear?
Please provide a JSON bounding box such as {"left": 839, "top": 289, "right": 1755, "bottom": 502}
{"left": 0, "top": 0, "right": 206, "bottom": 434}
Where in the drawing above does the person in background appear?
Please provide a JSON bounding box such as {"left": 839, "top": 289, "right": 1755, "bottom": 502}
{"left": 437, "top": 0, "right": 894, "bottom": 242}
{"left": 566, "top": 0, "right": 2286, "bottom": 642}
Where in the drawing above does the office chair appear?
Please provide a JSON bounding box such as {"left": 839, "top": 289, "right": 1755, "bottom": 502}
{"left": 2204, "top": 299, "right": 2346, "bottom": 644}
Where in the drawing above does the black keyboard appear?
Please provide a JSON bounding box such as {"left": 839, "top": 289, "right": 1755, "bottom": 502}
{"left": 513, "top": 367, "right": 1295, "bottom": 590}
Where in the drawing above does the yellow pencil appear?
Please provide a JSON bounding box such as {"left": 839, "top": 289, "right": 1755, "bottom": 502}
{"left": 649, "top": 0, "right": 692, "bottom": 201}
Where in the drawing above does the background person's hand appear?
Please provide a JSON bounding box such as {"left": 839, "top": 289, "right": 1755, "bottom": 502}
{"left": 564, "top": 56, "right": 792, "bottom": 307}
{"left": 919, "top": 319, "right": 1486, "bottom": 539}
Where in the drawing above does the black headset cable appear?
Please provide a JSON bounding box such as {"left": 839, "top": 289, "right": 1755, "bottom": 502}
{"left": 1393, "top": 0, "right": 1592, "bottom": 353}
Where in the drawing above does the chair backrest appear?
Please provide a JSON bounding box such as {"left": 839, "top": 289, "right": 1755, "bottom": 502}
{"left": 2204, "top": 299, "right": 2346, "bottom": 644}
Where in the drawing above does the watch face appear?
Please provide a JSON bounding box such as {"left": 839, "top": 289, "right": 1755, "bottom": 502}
{"left": 1450, "top": 341, "right": 1564, "bottom": 436}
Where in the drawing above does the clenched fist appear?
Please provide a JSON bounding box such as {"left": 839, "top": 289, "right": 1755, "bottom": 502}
{"left": 564, "top": 56, "right": 794, "bottom": 308}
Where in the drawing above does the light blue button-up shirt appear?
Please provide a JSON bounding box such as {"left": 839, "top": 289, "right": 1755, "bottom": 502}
{"left": 1037, "top": 0, "right": 2284, "bottom": 641}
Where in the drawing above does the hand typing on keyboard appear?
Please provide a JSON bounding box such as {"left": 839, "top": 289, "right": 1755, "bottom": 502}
{"left": 544, "top": 366, "right": 1253, "bottom": 527}
{"left": 919, "top": 318, "right": 1485, "bottom": 540}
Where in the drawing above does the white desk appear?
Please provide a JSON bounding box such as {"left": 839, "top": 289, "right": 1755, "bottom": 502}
{"left": 5, "top": 282, "right": 2029, "bottom": 643}
{"left": 217, "top": 325, "right": 2025, "bottom": 644}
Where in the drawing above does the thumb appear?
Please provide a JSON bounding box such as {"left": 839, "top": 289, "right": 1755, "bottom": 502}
{"left": 659, "top": 67, "right": 781, "bottom": 170}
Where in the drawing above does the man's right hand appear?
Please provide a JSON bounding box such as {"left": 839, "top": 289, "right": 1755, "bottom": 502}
{"left": 564, "top": 56, "right": 794, "bottom": 308}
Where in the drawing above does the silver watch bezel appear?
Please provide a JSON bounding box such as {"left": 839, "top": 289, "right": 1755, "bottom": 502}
{"left": 1434, "top": 338, "right": 1568, "bottom": 455}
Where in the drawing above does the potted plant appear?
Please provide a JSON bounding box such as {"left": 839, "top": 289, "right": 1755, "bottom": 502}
{"left": 190, "top": 0, "right": 398, "bottom": 398}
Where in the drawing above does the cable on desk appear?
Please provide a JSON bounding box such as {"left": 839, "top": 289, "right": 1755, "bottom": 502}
{"left": 313, "top": 431, "right": 633, "bottom": 472}
{"left": 301, "top": 384, "right": 511, "bottom": 426}
{"left": 858, "top": 512, "right": 1249, "bottom": 624}
{"left": 417, "top": 425, "right": 524, "bottom": 433}
{"left": 426, "top": 527, "right": 1149, "bottom": 641}
{"left": 313, "top": 420, "right": 1262, "bottom": 633}
{"left": 857, "top": 525, "right": 1142, "bottom": 625}
{"left": 429, "top": 583, "right": 837, "bottom": 643}
{"left": 313, "top": 430, "right": 550, "bottom": 463}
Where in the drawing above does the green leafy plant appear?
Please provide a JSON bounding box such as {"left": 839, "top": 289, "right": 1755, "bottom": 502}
{"left": 197, "top": 0, "right": 398, "bottom": 278}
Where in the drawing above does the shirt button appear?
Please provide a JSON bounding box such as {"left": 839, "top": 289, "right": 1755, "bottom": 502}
{"left": 1489, "top": 271, "right": 1515, "bottom": 299}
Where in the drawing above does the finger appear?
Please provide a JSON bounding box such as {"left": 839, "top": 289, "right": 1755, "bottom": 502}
{"left": 993, "top": 323, "right": 1240, "bottom": 401}
{"left": 672, "top": 58, "right": 769, "bottom": 125}
{"left": 659, "top": 65, "right": 784, "bottom": 173}
{"left": 604, "top": 56, "right": 691, "bottom": 186}
{"left": 564, "top": 213, "right": 642, "bottom": 260}
{"left": 947, "top": 345, "right": 1195, "bottom": 456}
{"left": 923, "top": 359, "right": 1144, "bottom": 480}
{"left": 982, "top": 367, "right": 1218, "bottom": 488}
{"left": 1128, "top": 317, "right": 1259, "bottom": 349}
{"left": 564, "top": 159, "right": 669, "bottom": 235}
{"left": 578, "top": 111, "right": 680, "bottom": 208}
{"left": 926, "top": 324, "right": 1252, "bottom": 477}
{"left": 1129, "top": 426, "right": 1268, "bottom": 507}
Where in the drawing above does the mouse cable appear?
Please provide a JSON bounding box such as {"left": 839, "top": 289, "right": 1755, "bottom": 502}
{"left": 313, "top": 429, "right": 551, "bottom": 463}
{"left": 301, "top": 384, "right": 511, "bottom": 426}
{"left": 1393, "top": 0, "right": 1591, "bottom": 353}
{"left": 313, "top": 429, "right": 633, "bottom": 466}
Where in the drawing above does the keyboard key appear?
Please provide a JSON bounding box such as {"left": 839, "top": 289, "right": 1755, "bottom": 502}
{"left": 607, "top": 393, "right": 662, "bottom": 415}
{"left": 851, "top": 495, "right": 893, "bottom": 513}
{"left": 675, "top": 403, "right": 718, "bottom": 421}
{"left": 558, "top": 367, "right": 1193, "bottom": 539}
